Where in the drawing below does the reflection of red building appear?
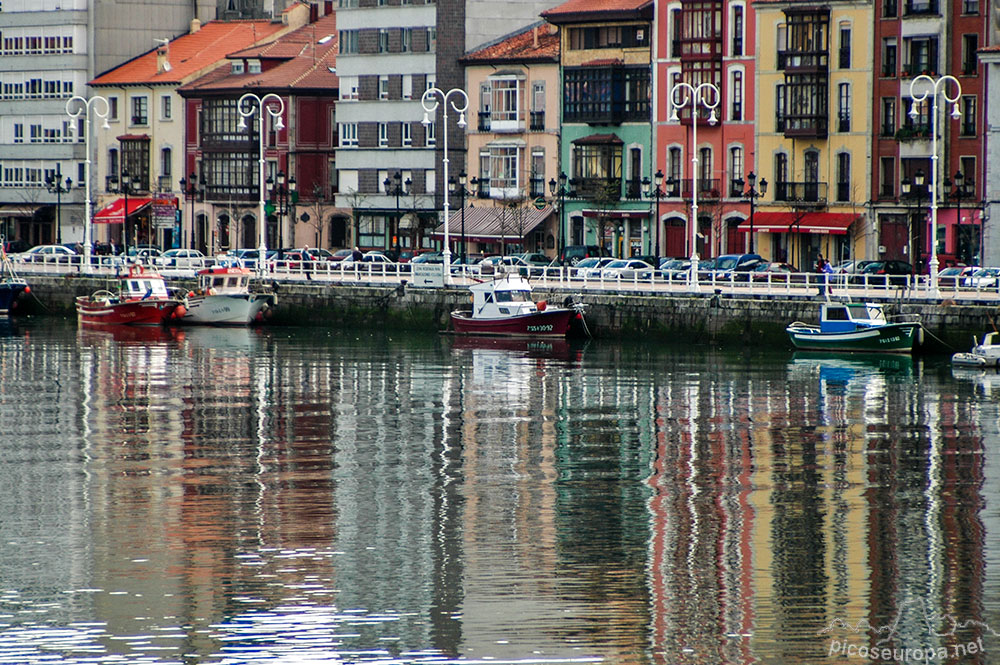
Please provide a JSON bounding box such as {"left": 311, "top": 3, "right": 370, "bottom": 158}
{"left": 654, "top": 0, "right": 757, "bottom": 259}
{"left": 870, "top": 0, "right": 986, "bottom": 268}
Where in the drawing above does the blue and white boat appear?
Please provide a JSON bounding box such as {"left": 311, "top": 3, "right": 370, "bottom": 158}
{"left": 786, "top": 301, "right": 922, "bottom": 353}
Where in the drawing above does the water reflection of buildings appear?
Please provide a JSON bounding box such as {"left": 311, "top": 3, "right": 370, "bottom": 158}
{"left": 645, "top": 352, "right": 991, "bottom": 665}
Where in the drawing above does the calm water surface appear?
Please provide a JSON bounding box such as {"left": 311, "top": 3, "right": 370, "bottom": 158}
{"left": 0, "top": 317, "right": 998, "bottom": 665}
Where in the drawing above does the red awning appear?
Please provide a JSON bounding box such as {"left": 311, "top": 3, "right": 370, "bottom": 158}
{"left": 93, "top": 197, "right": 152, "bottom": 224}
{"left": 737, "top": 212, "right": 859, "bottom": 235}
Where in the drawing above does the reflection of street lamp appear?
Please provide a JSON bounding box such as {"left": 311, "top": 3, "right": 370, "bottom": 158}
{"left": 735, "top": 171, "right": 767, "bottom": 254}
{"left": 548, "top": 171, "right": 570, "bottom": 262}
{"left": 669, "top": 80, "right": 720, "bottom": 286}
{"left": 421, "top": 86, "right": 468, "bottom": 284}
{"left": 642, "top": 169, "right": 664, "bottom": 267}
{"left": 66, "top": 94, "right": 111, "bottom": 267}
{"left": 908, "top": 73, "right": 962, "bottom": 290}
{"left": 383, "top": 171, "right": 410, "bottom": 257}
{"left": 901, "top": 168, "right": 927, "bottom": 277}
{"left": 237, "top": 92, "right": 285, "bottom": 275}
{"left": 449, "top": 171, "right": 469, "bottom": 265}
{"left": 46, "top": 169, "right": 72, "bottom": 245}
{"left": 943, "top": 170, "right": 971, "bottom": 264}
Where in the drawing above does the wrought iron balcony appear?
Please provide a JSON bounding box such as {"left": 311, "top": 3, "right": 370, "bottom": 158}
{"left": 773, "top": 181, "right": 828, "bottom": 205}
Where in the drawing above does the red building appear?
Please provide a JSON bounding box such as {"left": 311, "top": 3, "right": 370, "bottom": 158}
{"left": 655, "top": 0, "right": 758, "bottom": 260}
{"left": 179, "top": 11, "right": 343, "bottom": 255}
{"left": 871, "top": 0, "right": 987, "bottom": 269}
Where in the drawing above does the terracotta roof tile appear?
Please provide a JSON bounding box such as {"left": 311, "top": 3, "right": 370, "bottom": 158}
{"left": 542, "top": 0, "right": 653, "bottom": 23}
{"left": 462, "top": 22, "right": 559, "bottom": 63}
{"left": 90, "top": 20, "right": 288, "bottom": 86}
{"left": 180, "top": 14, "right": 338, "bottom": 93}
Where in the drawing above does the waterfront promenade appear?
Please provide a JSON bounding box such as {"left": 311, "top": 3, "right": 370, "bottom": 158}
{"left": 14, "top": 259, "right": 1000, "bottom": 352}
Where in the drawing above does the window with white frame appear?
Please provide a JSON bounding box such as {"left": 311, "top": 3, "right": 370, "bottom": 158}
{"left": 131, "top": 95, "right": 148, "bottom": 125}
{"left": 379, "top": 75, "right": 389, "bottom": 100}
{"left": 248, "top": 60, "right": 261, "bottom": 74}
{"left": 341, "top": 76, "right": 359, "bottom": 100}
{"left": 402, "top": 75, "right": 413, "bottom": 100}
{"left": 402, "top": 28, "right": 412, "bottom": 52}
{"left": 489, "top": 77, "right": 521, "bottom": 131}
{"left": 161, "top": 95, "right": 171, "bottom": 120}
{"left": 729, "top": 146, "right": 743, "bottom": 196}
{"left": 339, "top": 122, "right": 358, "bottom": 147}
{"left": 426, "top": 120, "right": 435, "bottom": 146}
{"left": 731, "top": 70, "right": 743, "bottom": 121}
{"left": 378, "top": 122, "right": 388, "bottom": 147}
{"left": 402, "top": 122, "right": 412, "bottom": 146}
{"left": 378, "top": 29, "right": 389, "bottom": 53}
{"left": 489, "top": 146, "right": 519, "bottom": 198}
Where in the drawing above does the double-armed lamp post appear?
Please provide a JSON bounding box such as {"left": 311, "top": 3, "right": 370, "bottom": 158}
{"left": 907, "top": 73, "right": 962, "bottom": 291}
{"left": 669, "top": 81, "right": 720, "bottom": 286}
{"left": 735, "top": 171, "right": 767, "bottom": 254}
{"left": 66, "top": 94, "right": 111, "bottom": 267}
{"left": 237, "top": 92, "right": 285, "bottom": 275}
{"left": 46, "top": 169, "right": 72, "bottom": 246}
{"left": 421, "top": 86, "right": 468, "bottom": 285}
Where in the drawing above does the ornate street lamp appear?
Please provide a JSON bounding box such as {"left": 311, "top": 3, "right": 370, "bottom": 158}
{"left": 548, "top": 171, "right": 570, "bottom": 263}
{"left": 669, "top": 80, "right": 720, "bottom": 286}
{"left": 642, "top": 169, "right": 665, "bottom": 267}
{"left": 735, "top": 171, "right": 767, "bottom": 254}
{"left": 421, "top": 86, "right": 468, "bottom": 285}
{"left": 65, "top": 95, "right": 111, "bottom": 268}
{"left": 908, "top": 74, "right": 962, "bottom": 291}
{"left": 237, "top": 92, "right": 285, "bottom": 275}
{"left": 449, "top": 171, "right": 470, "bottom": 266}
{"left": 384, "top": 171, "right": 410, "bottom": 258}
{"left": 944, "top": 170, "right": 972, "bottom": 265}
{"left": 901, "top": 169, "right": 927, "bottom": 277}
{"left": 46, "top": 169, "right": 72, "bottom": 246}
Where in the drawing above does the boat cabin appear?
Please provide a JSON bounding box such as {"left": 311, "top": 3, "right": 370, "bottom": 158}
{"left": 819, "top": 302, "right": 888, "bottom": 333}
{"left": 123, "top": 266, "right": 170, "bottom": 301}
{"left": 197, "top": 266, "right": 251, "bottom": 294}
{"left": 469, "top": 276, "right": 540, "bottom": 319}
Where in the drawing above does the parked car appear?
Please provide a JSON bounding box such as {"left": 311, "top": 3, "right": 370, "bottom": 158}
{"left": 938, "top": 265, "right": 977, "bottom": 288}
{"left": 751, "top": 261, "right": 799, "bottom": 282}
{"left": 598, "top": 258, "right": 655, "bottom": 280}
{"left": 410, "top": 251, "right": 443, "bottom": 265}
{"left": 963, "top": 267, "right": 1000, "bottom": 289}
{"left": 708, "top": 253, "right": 764, "bottom": 280}
{"left": 831, "top": 259, "right": 874, "bottom": 274}
{"left": 330, "top": 249, "right": 354, "bottom": 262}
{"left": 155, "top": 248, "right": 205, "bottom": 268}
{"left": 558, "top": 244, "right": 609, "bottom": 266}
{"left": 512, "top": 252, "right": 552, "bottom": 267}
{"left": 227, "top": 248, "right": 276, "bottom": 270}
{"left": 16, "top": 244, "right": 77, "bottom": 263}
{"left": 571, "top": 256, "right": 616, "bottom": 279}
{"left": 851, "top": 260, "right": 913, "bottom": 286}
{"left": 398, "top": 249, "right": 433, "bottom": 263}
{"left": 659, "top": 258, "right": 691, "bottom": 281}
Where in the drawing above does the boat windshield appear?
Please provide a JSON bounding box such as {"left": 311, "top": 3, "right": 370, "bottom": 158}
{"left": 494, "top": 289, "right": 531, "bottom": 303}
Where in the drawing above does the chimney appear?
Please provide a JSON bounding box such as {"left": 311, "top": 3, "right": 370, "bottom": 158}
{"left": 190, "top": 17, "right": 202, "bottom": 34}
{"left": 156, "top": 41, "right": 172, "bottom": 73}
{"left": 533, "top": 26, "right": 539, "bottom": 48}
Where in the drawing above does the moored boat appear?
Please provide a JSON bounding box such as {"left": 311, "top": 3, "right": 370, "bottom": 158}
{"left": 181, "top": 262, "right": 275, "bottom": 325}
{"left": 76, "top": 264, "right": 185, "bottom": 326}
{"left": 951, "top": 331, "right": 1000, "bottom": 367}
{"left": 0, "top": 245, "right": 29, "bottom": 314}
{"left": 786, "top": 301, "right": 921, "bottom": 353}
{"left": 450, "top": 274, "right": 589, "bottom": 337}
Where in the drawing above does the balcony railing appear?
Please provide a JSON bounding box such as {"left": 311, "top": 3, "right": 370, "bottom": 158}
{"left": 774, "top": 181, "right": 828, "bottom": 204}
{"left": 478, "top": 111, "right": 491, "bottom": 132}
{"left": 575, "top": 177, "right": 621, "bottom": 201}
{"left": 901, "top": 61, "right": 939, "bottom": 77}
{"left": 625, "top": 178, "right": 642, "bottom": 200}
{"left": 662, "top": 178, "right": 722, "bottom": 200}
{"left": 777, "top": 50, "right": 829, "bottom": 70}
{"left": 529, "top": 111, "right": 545, "bottom": 131}
{"left": 529, "top": 176, "right": 545, "bottom": 199}
{"left": 158, "top": 175, "right": 173, "bottom": 192}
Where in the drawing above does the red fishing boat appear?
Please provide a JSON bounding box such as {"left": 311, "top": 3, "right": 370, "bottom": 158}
{"left": 450, "top": 274, "right": 589, "bottom": 337}
{"left": 76, "top": 264, "right": 185, "bottom": 326}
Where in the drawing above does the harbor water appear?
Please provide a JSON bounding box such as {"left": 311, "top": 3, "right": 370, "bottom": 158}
{"left": 1, "top": 317, "right": 998, "bottom": 665}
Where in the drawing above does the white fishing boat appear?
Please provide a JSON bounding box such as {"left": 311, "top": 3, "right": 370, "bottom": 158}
{"left": 951, "top": 331, "right": 1000, "bottom": 367}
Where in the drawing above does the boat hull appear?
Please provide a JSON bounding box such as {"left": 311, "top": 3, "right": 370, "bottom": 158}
{"left": 451, "top": 307, "right": 576, "bottom": 337}
{"left": 786, "top": 322, "right": 920, "bottom": 353}
{"left": 76, "top": 296, "right": 182, "bottom": 326}
{"left": 0, "top": 281, "right": 28, "bottom": 314}
{"left": 182, "top": 293, "right": 272, "bottom": 325}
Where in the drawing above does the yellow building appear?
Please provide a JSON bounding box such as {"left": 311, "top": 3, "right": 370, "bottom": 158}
{"left": 750, "top": 0, "right": 873, "bottom": 271}
{"left": 459, "top": 23, "right": 562, "bottom": 260}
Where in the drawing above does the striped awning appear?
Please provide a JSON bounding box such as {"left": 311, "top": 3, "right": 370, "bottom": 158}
{"left": 430, "top": 205, "right": 553, "bottom": 242}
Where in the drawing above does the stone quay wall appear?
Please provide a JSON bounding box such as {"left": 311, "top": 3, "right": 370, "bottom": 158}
{"left": 21, "top": 273, "right": 1000, "bottom": 353}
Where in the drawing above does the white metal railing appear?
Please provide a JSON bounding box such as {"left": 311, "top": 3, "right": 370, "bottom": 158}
{"left": 11, "top": 255, "right": 1000, "bottom": 302}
